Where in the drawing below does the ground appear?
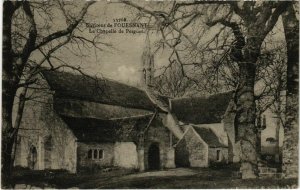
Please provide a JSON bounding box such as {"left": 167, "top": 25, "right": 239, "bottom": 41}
{"left": 12, "top": 167, "right": 298, "bottom": 189}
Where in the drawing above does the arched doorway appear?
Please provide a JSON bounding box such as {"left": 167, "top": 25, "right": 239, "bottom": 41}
{"left": 29, "top": 146, "right": 37, "bottom": 170}
{"left": 148, "top": 143, "right": 160, "bottom": 170}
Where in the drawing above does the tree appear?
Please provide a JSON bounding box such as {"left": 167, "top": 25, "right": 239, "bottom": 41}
{"left": 2, "top": 1, "right": 102, "bottom": 186}
{"left": 281, "top": 2, "right": 299, "bottom": 178}
{"left": 123, "top": 1, "right": 290, "bottom": 178}
{"left": 153, "top": 60, "right": 196, "bottom": 98}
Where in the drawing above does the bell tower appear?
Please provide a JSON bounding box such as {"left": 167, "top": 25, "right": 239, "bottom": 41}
{"left": 141, "top": 34, "right": 154, "bottom": 87}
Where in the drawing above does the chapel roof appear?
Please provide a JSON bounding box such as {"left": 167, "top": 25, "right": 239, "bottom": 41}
{"left": 192, "top": 126, "right": 227, "bottom": 148}
{"left": 171, "top": 91, "right": 233, "bottom": 124}
{"left": 61, "top": 116, "right": 119, "bottom": 143}
{"left": 42, "top": 70, "right": 160, "bottom": 111}
{"left": 61, "top": 115, "right": 154, "bottom": 143}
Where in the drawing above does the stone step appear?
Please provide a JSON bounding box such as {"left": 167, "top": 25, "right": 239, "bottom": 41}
{"left": 259, "top": 172, "right": 283, "bottom": 179}
{"left": 258, "top": 167, "right": 277, "bottom": 173}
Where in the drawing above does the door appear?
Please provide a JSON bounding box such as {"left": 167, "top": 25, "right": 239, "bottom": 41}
{"left": 148, "top": 143, "right": 160, "bottom": 170}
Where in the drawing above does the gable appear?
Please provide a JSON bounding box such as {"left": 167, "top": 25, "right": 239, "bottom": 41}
{"left": 176, "top": 126, "right": 207, "bottom": 147}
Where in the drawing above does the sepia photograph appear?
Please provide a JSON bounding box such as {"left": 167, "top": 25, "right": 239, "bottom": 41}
{"left": 1, "top": 0, "right": 299, "bottom": 188}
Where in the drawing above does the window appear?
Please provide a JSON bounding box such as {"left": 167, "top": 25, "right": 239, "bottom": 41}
{"left": 262, "top": 115, "right": 266, "bottom": 128}
{"left": 88, "top": 149, "right": 92, "bottom": 159}
{"left": 87, "top": 149, "right": 104, "bottom": 160}
{"left": 98, "top": 149, "right": 104, "bottom": 159}
{"left": 216, "top": 150, "right": 221, "bottom": 161}
{"left": 93, "top": 149, "right": 98, "bottom": 159}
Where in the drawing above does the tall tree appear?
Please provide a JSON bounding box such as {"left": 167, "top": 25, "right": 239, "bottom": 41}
{"left": 282, "top": 2, "right": 299, "bottom": 178}
{"left": 2, "top": 1, "right": 99, "bottom": 186}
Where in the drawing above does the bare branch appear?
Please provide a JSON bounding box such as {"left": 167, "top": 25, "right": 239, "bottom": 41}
{"left": 35, "top": 1, "right": 96, "bottom": 50}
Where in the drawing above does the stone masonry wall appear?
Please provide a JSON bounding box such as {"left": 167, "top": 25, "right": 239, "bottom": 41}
{"left": 175, "top": 127, "right": 209, "bottom": 167}
{"left": 114, "top": 142, "right": 138, "bottom": 169}
{"left": 77, "top": 142, "right": 115, "bottom": 169}
{"left": 144, "top": 114, "right": 175, "bottom": 170}
{"left": 208, "top": 147, "right": 228, "bottom": 164}
{"left": 14, "top": 82, "right": 77, "bottom": 173}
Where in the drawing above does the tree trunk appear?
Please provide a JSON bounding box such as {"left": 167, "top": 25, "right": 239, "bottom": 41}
{"left": 2, "top": 83, "right": 17, "bottom": 187}
{"left": 235, "top": 61, "right": 258, "bottom": 179}
{"left": 228, "top": 22, "right": 261, "bottom": 178}
{"left": 282, "top": 3, "right": 299, "bottom": 179}
{"left": 2, "top": 2, "right": 20, "bottom": 187}
{"left": 256, "top": 113, "right": 262, "bottom": 161}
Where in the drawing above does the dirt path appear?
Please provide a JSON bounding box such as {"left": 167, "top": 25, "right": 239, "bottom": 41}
{"left": 92, "top": 168, "right": 198, "bottom": 189}
{"left": 122, "top": 168, "right": 197, "bottom": 179}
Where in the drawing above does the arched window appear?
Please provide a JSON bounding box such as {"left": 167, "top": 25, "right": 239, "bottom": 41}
{"left": 87, "top": 149, "right": 104, "bottom": 159}
{"left": 29, "top": 146, "right": 37, "bottom": 169}
{"left": 98, "top": 149, "right": 104, "bottom": 159}
{"left": 93, "top": 149, "right": 98, "bottom": 159}
{"left": 88, "top": 149, "right": 92, "bottom": 159}
{"left": 216, "top": 150, "right": 221, "bottom": 161}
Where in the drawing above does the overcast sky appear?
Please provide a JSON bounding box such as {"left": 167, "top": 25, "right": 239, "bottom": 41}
{"left": 44, "top": 1, "right": 170, "bottom": 86}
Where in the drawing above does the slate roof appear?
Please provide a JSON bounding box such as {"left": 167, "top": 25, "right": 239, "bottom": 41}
{"left": 61, "top": 116, "right": 120, "bottom": 143}
{"left": 171, "top": 91, "right": 233, "bottom": 124}
{"left": 192, "top": 126, "right": 227, "bottom": 148}
{"left": 42, "top": 70, "right": 159, "bottom": 111}
{"left": 62, "top": 115, "right": 153, "bottom": 143}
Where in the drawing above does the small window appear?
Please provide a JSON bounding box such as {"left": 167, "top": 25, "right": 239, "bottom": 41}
{"left": 88, "top": 149, "right": 104, "bottom": 160}
{"left": 262, "top": 115, "right": 266, "bottom": 127}
{"left": 216, "top": 150, "right": 221, "bottom": 161}
{"left": 93, "top": 149, "right": 98, "bottom": 159}
{"left": 98, "top": 149, "right": 104, "bottom": 159}
{"left": 88, "top": 149, "right": 92, "bottom": 159}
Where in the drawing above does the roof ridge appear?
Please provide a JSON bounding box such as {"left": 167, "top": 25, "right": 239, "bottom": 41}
{"left": 171, "top": 90, "right": 234, "bottom": 101}
{"left": 41, "top": 69, "right": 161, "bottom": 111}
{"left": 42, "top": 69, "right": 142, "bottom": 91}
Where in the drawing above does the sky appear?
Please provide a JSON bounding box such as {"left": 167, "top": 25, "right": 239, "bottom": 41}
{"left": 46, "top": 1, "right": 168, "bottom": 86}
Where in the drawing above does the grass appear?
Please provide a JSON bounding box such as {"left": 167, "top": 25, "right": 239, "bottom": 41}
{"left": 11, "top": 166, "right": 298, "bottom": 189}
{"left": 12, "top": 166, "right": 137, "bottom": 188}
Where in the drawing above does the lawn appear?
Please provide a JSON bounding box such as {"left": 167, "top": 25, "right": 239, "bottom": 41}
{"left": 12, "top": 167, "right": 298, "bottom": 189}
